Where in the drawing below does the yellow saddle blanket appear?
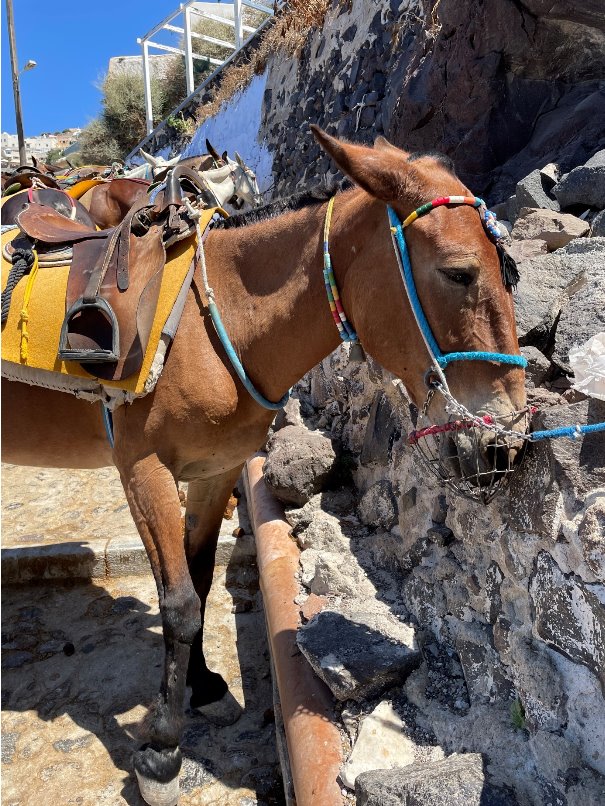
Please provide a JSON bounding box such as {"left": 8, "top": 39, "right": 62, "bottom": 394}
{"left": 1, "top": 207, "right": 219, "bottom": 398}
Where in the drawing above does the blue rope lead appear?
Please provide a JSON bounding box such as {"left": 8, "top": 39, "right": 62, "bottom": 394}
{"left": 531, "top": 421, "right": 605, "bottom": 441}
{"left": 207, "top": 300, "right": 290, "bottom": 411}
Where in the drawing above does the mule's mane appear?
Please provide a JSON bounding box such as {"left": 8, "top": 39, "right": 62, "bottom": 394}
{"left": 214, "top": 180, "right": 352, "bottom": 230}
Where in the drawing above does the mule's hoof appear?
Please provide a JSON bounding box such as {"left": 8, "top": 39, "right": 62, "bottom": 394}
{"left": 134, "top": 745, "right": 181, "bottom": 806}
{"left": 194, "top": 688, "right": 243, "bottom": 726}
{"left": 135, "top": 769, "right": 179, "bottom": 806}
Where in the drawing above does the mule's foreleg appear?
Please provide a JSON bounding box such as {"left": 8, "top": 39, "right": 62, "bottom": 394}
{"left": 118, "top": 455, "right": 200, "bottom": 806}
{"left": 184, "top": 468, "right": 244, "bottom": 725}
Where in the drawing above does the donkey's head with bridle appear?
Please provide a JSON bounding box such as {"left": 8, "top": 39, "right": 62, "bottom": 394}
{"left": 312, "top": 127, "right": 528, "bottom": 500}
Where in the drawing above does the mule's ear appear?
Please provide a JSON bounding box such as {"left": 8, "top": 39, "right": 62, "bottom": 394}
{"left": 222, "top": 150, "right": 228, "bottom": 162}
{"left": 206, "top": 139, "right": 221, "bottom": 162}
{"left": 32, "top": 156, "right": 38, "bottom": 167}
{"left": 235, "top": 151, "right": 244, "bottom": 166}
{"left": 140, "top": 149, "right": 158, "bottom": 168}
{"left": 374, "top": 135, "right": 408, "bottom": 158}
{"left": 311, "top": 125, "right": 402, "bottom": 202}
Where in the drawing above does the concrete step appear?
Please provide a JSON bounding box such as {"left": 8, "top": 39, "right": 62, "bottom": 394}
{"left": 1, "top": 463, "right": 256, "bottom": 583}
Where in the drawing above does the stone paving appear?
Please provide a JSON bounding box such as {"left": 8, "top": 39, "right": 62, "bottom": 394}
{"left": 1, "top": 465, "right": 284, "bottom": 806}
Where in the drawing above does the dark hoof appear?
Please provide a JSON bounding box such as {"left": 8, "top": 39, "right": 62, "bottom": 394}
{"left": 133, "top": 745, "right": 181, "bottom": 806}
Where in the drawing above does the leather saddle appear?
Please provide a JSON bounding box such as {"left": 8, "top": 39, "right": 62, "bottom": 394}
{"left": 2, "top": 187, "right": 96, "bottom": 228}
{"left": 2, "top": 167, "right": 60, "bottom": 193}
{"left": 9, "top": 165, "right": 209, "bottom": 382}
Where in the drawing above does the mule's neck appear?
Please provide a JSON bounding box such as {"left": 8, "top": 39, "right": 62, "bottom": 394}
{"left": 203, "top": 190, "right": 372, "bottom": 404}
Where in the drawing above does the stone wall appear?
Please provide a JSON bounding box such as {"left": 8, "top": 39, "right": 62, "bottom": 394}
{"left": 137, "top": 0, "right": 604, "bottom": 203}
{"left": 259, "top": 0, "right": 605, "bottom": 201}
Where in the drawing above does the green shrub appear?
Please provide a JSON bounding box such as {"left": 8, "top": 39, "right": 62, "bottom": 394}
{"left": 511, "top": 699, "right": 526, "bottom": 730}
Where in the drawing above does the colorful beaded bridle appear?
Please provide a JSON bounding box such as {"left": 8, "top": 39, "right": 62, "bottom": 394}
{"left": 324, "top": 194, "right": 525, "bottom": 502}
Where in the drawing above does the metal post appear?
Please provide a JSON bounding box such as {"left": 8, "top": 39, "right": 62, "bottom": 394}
{"left": 6, "top": 0, "right": 27, "bottom": 165}
{"left": 140, "top": 39, "right": 154, "bottom": 135}
{"left": 183, "top": 6, "right": 195, "bottom": 96}
{"left": 233, "top": 0, "right": 243, "bottom": 48}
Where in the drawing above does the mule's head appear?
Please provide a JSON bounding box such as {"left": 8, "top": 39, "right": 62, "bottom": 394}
{"left": 312, "top": 127, "right": 528, "bottom": 494}
{"left": 230, "top": 152, "right": 263, "bottom": 207}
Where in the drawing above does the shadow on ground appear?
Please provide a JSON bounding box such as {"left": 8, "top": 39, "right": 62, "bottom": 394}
{"left": 2, "top": 532, "right": 283, "bottom": 806}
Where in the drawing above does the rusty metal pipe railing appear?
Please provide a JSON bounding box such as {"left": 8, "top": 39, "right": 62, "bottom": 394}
{"left": 244, "top": 453, "right": 344, "bottom": 806}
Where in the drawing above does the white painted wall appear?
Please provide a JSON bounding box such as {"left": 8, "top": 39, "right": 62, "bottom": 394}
{"left": 181, "top": 73, "right": 273, "bottom": 193}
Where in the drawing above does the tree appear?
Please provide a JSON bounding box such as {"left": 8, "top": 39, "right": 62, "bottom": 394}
{"left": 46, "top": 147, "right": 63, "bottom": 163}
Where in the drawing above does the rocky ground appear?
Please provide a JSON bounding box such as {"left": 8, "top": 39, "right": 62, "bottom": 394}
{"left": 262, "top": 149, "right": 605, "bottom": 804}
{"left": 1, "top": 472, "right": 284, "bottom": 806}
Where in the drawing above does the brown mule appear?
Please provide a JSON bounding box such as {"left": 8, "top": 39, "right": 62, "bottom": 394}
{"left": 2, "top": 128, "right": 526, "bottom": 804}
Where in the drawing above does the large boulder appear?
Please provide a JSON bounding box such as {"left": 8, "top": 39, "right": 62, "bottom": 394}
{"left": 515, "top": 169, "right": 560, "bottom": 211}
{"left": 513, "top": 238, "right": 605, "bottom": 348}
{"left": 297, "top": 610, "right": 420, "bottom": 701}
{"left": 356, "top": 753, "right": 516, "bottom": 806}
{"left": 263, "top": 425, "right": 335, "bottom": 506}
{"left": 511, "top": 208, "right": 589, "bottom": 251}
{"left": 553, "top": 149, "right": 605, "bottom": 209}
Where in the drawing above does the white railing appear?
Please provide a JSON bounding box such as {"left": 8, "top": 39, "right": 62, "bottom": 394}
{"left": 137, "top": 0, "right": 274, "bottom": 136}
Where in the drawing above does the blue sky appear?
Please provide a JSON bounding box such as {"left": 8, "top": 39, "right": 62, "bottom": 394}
{"left": 1, "top": 1, "right": 204, "bottom": 136}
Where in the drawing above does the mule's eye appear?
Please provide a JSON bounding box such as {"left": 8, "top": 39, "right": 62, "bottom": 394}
{"left": 440, "top": 269, "right": 474, "bottom": 287}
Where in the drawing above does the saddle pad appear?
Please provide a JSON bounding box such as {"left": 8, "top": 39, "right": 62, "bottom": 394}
{"left": 65, "top": 178, "right": 107, "bottom": 199}
{"left": 1, "top": 207, "right": 217, "bottom": 395}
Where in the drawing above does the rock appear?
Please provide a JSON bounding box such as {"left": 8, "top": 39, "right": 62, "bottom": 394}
{"left": 508, "top": 632, "right": 567, "bottom": 731}
{"left": 358, "top": 480, "right": 398, "bottom": 530}
{"left": 509, "top": 398, "right": 605, "bottom": 535}
{"left": 300, "top": 593, "right": 327, "bottom": 621}
{"left": 530, "top": 552, "right": 605, "bottom": 688}
{"left": 355, "top": 753, "right": 516, "bottom": 806}
{"left": 360, "top": 392, "right": 400, "bottom": 467}
{"left": 521, "top": 346, "right": 550, "bottom": 388}
{"left": 553, "top": 149, "right": 605, "bottom": 209}
{"left": 590, "top": 210, "right": 605, "bottom": 237}
{"left": 529, "top": 731, "right": 581, "bottom": 780}
{"left": 540, "top": 163, "right": 560, "bottom": 189}
{"left": 340, "top": 700, "right": 443, "bottom": 789}
{"left": 271, "top": 397, "right": 304, "bottom": 431}
{"left": 506, "top": 238, "right": 548, "bottom": 263}
{"left": 263, "top": 425, "right": 335, "bottom": 506}
{"left": 294, "top": 511, "right": 349, "bottom": 553}
{"left": 453, "top": 621, "right": 513, "bottom": 705}
{"left": 296, "top": 610, "right": 420, "bottom": 701}
{"left": 515, "top": 169, "right": 560, "bottom": 211}
{"left": 552, "top": 272, "right": 605, "bottom": 371}
{"left": 307, "top": 551, "right": 365, "bottom": 598}
{"left": 536, "top": 399, "right": 605, "bottom": 504}
{"left": 513, "top": 238, "right": 603, "bottom": 348}
{"left": 511, "top": 209, "right": 589, "bottom": 251}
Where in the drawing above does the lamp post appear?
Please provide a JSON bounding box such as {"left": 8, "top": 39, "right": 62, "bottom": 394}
{"left": 6, "top": 0, "right": 36, "bottom": 165}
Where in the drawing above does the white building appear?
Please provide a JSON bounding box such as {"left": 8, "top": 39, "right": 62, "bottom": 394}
{"left": 1, "top": 131, "right": 59, "bottom": 167}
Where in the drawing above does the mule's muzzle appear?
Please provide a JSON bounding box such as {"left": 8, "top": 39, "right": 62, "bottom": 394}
{"left": 411, "top": 407, "right": 530, "bottom": 503}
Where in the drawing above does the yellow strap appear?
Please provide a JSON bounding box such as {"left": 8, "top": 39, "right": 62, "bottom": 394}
{"left": 324, "top": 195, "right": 335, "bottom": 242}
{"left": 19, "top": 250, "right": 39, "bottom": 363}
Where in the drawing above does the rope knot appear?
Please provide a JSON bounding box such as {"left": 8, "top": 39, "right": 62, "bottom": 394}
{"left": 19, "top": 310, "right": 29, "bottom": 322}
{"left": 12, "top": 248, "right": 35, "bottom": 269}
